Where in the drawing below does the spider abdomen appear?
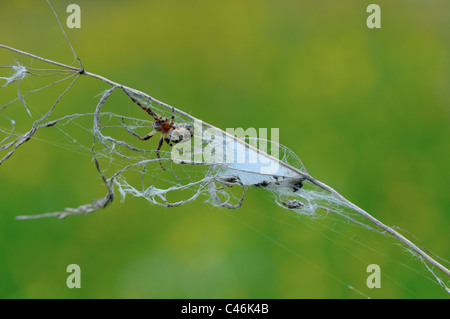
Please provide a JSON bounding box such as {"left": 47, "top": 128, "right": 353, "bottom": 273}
{"left": 168, "top": 123, "right": 194, "bottom": 143}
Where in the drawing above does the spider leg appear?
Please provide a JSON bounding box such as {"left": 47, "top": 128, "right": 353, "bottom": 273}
{"left": 170, "top": 107, "right": 175, "bottom": 125}
{"left": 164, "top": 137, "right": 174, "bottom": 147}
{"left": 122, "top": 88, "right": 160, "bottom": 121}
{"left": 156, "top": 136, "right": 165, "bottom": 170}
{"left": 121, "top": 117, "right": 156, "bottom": 140}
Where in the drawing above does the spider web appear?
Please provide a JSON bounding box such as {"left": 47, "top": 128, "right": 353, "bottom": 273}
{"left": 1, "top": 64, "right": 448, "bottom": 297}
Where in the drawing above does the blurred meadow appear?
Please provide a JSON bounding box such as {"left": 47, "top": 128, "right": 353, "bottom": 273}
{"left": 0, "top": 0, "right": 449, "bottom": 298}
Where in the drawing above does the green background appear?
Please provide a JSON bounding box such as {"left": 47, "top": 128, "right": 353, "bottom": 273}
{"left": 0, "top": 0, "right": 449, "bottom": 298}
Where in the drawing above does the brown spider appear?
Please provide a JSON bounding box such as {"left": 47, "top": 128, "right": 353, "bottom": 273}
{"left": 122, "top": 89, "right": 194, "bottom": 169}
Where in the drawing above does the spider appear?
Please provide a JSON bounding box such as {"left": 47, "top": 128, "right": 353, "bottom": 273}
{"left": 122, "top": 89, "right": 194, "bottom": 169}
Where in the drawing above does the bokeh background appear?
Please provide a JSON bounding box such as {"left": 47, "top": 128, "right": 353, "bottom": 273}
{"left": 0, "top": 0, "right": 449, "bottom": 298}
